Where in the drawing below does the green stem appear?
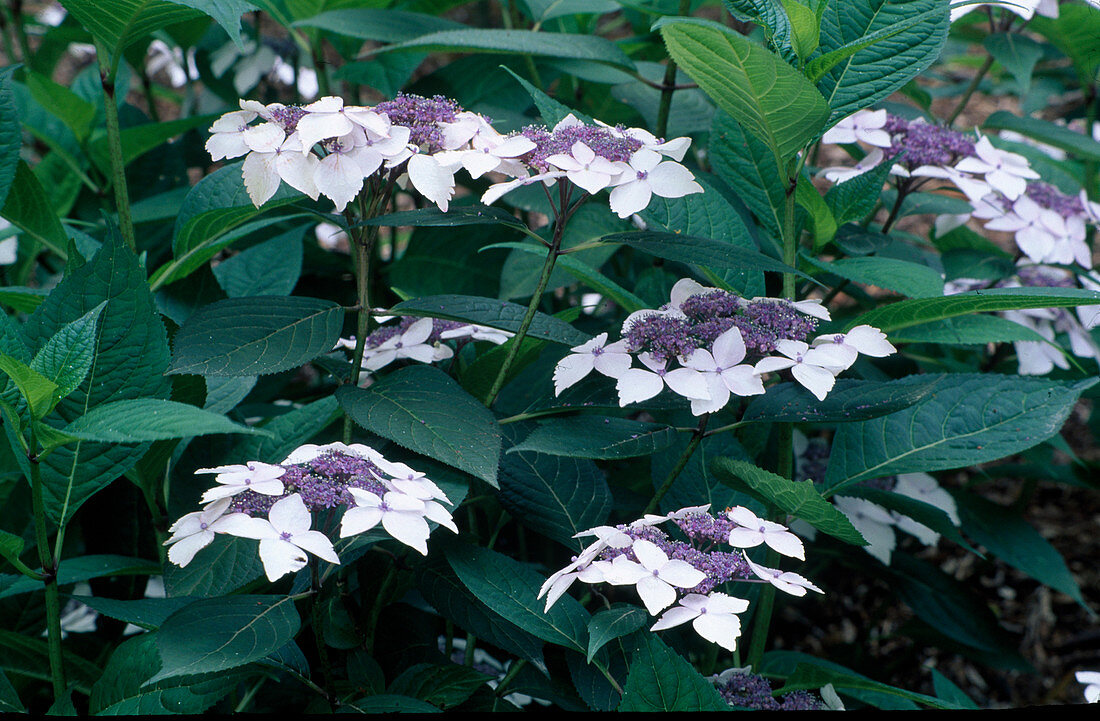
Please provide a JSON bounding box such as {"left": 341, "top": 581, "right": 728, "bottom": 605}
{"left": 1084, "top": 83, "right": 1098, "bottom": 200}
{"left": 343, "top": 193, "right": 381, "bottom": 444}
{"left": 655, "top": 0, "right": 694, "bottom": 139}
{"left": 363, "top": 565, "right": 396, "bottom": 654}
{"left": 643, "top": 414, "right": 709, "bottom": 516}
{"left": 29, "top": 439, "right": 65, "bottom": 702}
{"left": 946, "top": 54, "right": 995, "bottom": 128}
{"left": 484, "top": 188, "right": 570, "bottom": 406}
{"left": 745, "top": 546, "right": 779, "bottom": 671}
{"left": 494, "top": 659, "right": 527, "bottom": 697}
{"left": 99, "top": 56, "right": 136, "bottom": 253}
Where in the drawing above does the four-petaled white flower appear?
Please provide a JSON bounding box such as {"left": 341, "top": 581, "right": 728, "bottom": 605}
{"left": 755, "top": 340, "right": 849, "bottom": 401}
{"left": 821, "top": 109, "right": 893, "bottom": 148}
{"left": 546, "top": 141, "right": 620, "bottom": 194}
{"left": 744, "top": 555, "right": 824, "bottom": 597}
{"left": 832, "top": 496, "right": 898, "bottom": 565}
{"left": 163, "top": 498, "right": 257, "bottom": 567}
{"left": 205, "top": 110, "right": 282, "bottom": 161}
{"left": 552, "top": 332, "right": 633, "bottom": 395}
{"left": 615, "top": 352, "right": 710, "bottom": 407}
{"left": 537, "top": 542, "right": 607, "bottom": 611}
{"left": 607, "top": 148, "right": 702, "bottom": 219}
{"left": 241, "top": 132, "right": 320, "bottom": 206}
{"left": 234, "top": 494, "right": 341, "bottom": 582}
{"left": 810, "top": 325, "right": 897, "bottom": 371}
{"left": 650, "top": 592, "right": 750, "bottom": 651}
{"left": 197, "top": 461, "right": 286, "bottom": 503}
{"left": 595, "top": 539, "right": 707, "bottom": 615}
{"left": 362, "top": 317, "right": 442, "bottom": 371}
{"left": 955, "top": 136, "right": 1040, "bottom": 200}
{"left": 339, "top": 487, "right": 457, "bottom": 556}
{"left": 725, "top": 506, "right": 805, "bottom": 560}
{"left": 683, "top": 327, "right": 766, "bottom": 415}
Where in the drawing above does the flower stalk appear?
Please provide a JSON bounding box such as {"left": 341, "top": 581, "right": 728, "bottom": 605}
{"left": 28, "top": 436, "right": 66, "bottom": 702}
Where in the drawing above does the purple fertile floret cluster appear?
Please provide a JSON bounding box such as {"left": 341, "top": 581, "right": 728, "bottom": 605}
{"left": 1025, "top": 182, "right": 1085, "bottom": 217}
{"left": 375, "top": 93, "right": 462, "bottom": 151}
{"left": 519, "top": 123, "right": 642, "bottom": 172}
{"left": 595, "top": 514, "right": 753, "bottom": 595}
{"left": 626, "top": 290, "right": 818, "bottom": 361}
{"left": 1016, "top": 263, "right": 1078, "bottom": 288}
{"left": 714, "top": 671, "right": 823, "bottom": 710}
{"left": 269, "top": 104, "right": 307, "bottom": 133}
{"left": 884, "top": 114, "right": 975, "bottom": 170}
{"left": 228, "top": 451, "right": 387, "bottom": 517}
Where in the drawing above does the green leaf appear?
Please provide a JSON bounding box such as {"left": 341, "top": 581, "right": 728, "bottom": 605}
{"left": 823, "top": 375, "right": 1097, "bottom": 493}
{"left": 782, "top": 662, "right": 961, "bottom": 710}
{"left": 29, "top": 302, "right": 105, "bottom": 411}
{"left": 498, "top": 448, "right": 612, "bottom": 549}
{"left": 388, "top": 663, "right": 493, "bottom": 710}
{"left": 509, "top": 416, "right": 677, "bottom": 460}
{"left": 211, "top": 225, "right": 305, "bottom": 298}
{"left": 0, "top": 352, "right": 58, "bottom": 420}
{"left": 487, "top": 242, "right": 648, "bottom": 313}
{"left": 816, "top": 0, "right": 948, "bottom": 122}
{"left": 59, "top": 0, "right": 255, "bottom": 59}
{"left": 443, "top": 539, "right": 589, "bottom": 653}
{"left": 90, "top": 633, "right": 240, "bottom": 715}
{"left": 0, "top": 72, "right": 19, "bottom": 210}
{"left": 150, "top": 595, "right": 300, "bottom": 683}
{"left": 0, "top": 554, "right": 160, "bottom": 599}
{"left": 600, "top": 231, "right": 808, "bottom": 279}
{"left": 502, "top": 66, "right": 584, "bottom": 128}
{"left": 377, "top": 29, "right": 636, "bottom": 70}
{"left": 344, "top": 695, "right": 442, "bottom": 713}
{"left": 712, "top": 458, "right": 866, "bottom": 546}
{"left": 930, "top": 668, "right": 979, "bottom": 710}
{"left": 742, "top": 376, "right": 943, "bottom": 424}
{"left": 618, "top": 633, "right": 729, "bottom": 711}
{"left": 89, "top": 114, "right": 218, "bottom": 172}
{"left": 1030, "top": 4, "right": 1100, "bottom": 84}
{"left": 639, "top": 173, "right": 763, "bottom": 297}
{"left": 721, "top": 0, "right": 794, "bottom": 60}
{"left": 0, "top": 628, "right": 102, "bottom": 693}
{"left": 62, "top": 399, "right": 267, "bottom": 442}
{"left": 709, "top": 111, "right": 785, "bottom": 243}
{"left": 0, "top": 530, "right": 25, "bottom": 571}
{"left": 954, "top": 490, "right": 1089, "bottom": 610}
{"left": 293, "top": 8, "right": 465, "bottom": 42}
{"left": 887, "top": 314, "right": 1050, "bottom": 346}
{"left": 520, "top": 0, "right": 621, "bottom": 22}
{"left": 163, "top": 536, "right": 265, "bottom": 598}
{"left": 22, "top": 231, "right": 172, "bottom": 524}
{"left": 167, "top": 296, "right": 344, "bottom": 376}
{"left": 170, "top": 162, "right": 302, "bottom": 261}
{"left": 25, "top": 72, "right": 95, "bottom": 143}
{"left": 885, "top": 552, "right": 1021, "bottom": 655}
{"left": 809, "top": 256, "right": 944, "bottom": 298}
{"left": 795, "top": 172, "right": 837, "bottom": 247}
{"left": 364, "top": 204, "right": 527, "bottom": 231}
{"left": 389, "top": 294, "right": 590, "bottom": 346}
{"left": 983, "top": 33, "right": 1043, "bottom": 93}
{"left": 780, "top": 0, "right": 820, "bottom": 59}
{"left": 0, "top": 668, "right": 23, "bottom": 713}
{"left": 823, "top": 156, "right": 892, "bottom": 226}
{"left": 587, "top": 606, "right": 648, "bottom": 663}
{"left": 660, "top": 20, "right": 828, "bottom": 160}
{"left": 417, "top": 555, "right": 547, "bottom": 672}
{"left": 982, "top": 110, "right": 1100, "bottom": 163}
{"left": 0, "top": 160, "right": 69, "bottom": 258}
{"left": 849, "top": 287, "right": 1100, "bottom": 333}
{"left": 337, "top": 365, "right": 502, "bottom": 486}
{"left": 226, "top": 395, "right": 341, "bottom": 464}
{"left": 76, "top": 596, "right": 196, "bottom": 630}
{"left": 760, "top": 651, "right": 920, "bottom": 709}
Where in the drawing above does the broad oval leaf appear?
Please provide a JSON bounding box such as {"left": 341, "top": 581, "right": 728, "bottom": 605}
{"left": 618, "top": 633, "right": 729, "bottom": 711}
{"left": 823, "top": 375, "right": 1098, "bottom": 492}
{"left": 443, "top": 539, "right": 589, "bottom": 653}
{"left": 849, "top": 287, "right": 1100, "bottom": 333}
{"left": 587, "top": 606, "right": 648, "bottom": 663}
{"left": 816, "top": 0, "right": 948, "bottom": 122}
{"left": 337, "top": 365, "right": 502, "bottom": 486}
{"left": 167, "top": 296, "right": 344, "bottom": 377}
{"left": 660, "top": 20, "right": 828, "bottom": 160}
{"left": 150, "top": 595, "right": 300, "bottom": 683}
{"left": 378, "top": 29, "right": 635, "bottom": 69}
{"left": 62, "top": 399, "right": 268, "bottom": 443}
{"left": 742, "top": 376, "right": 944, "bottom": 424}
{"left": 600, "top": 231, "right": 808, "bottom": 279}
{"left": 809, "top": 256, "right": 945, "bottom": 298}
{"left": 509, "top": 416, "right": 677, "bottom": 460}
